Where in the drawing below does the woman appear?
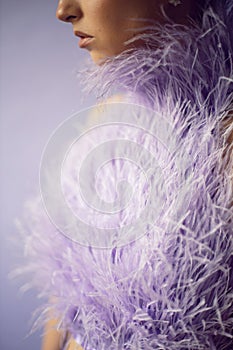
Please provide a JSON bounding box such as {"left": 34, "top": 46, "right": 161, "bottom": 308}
{"left": 18, "top": 1, "right": 233, "bottom": 349}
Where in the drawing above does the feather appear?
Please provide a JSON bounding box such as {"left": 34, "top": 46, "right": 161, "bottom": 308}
{"left": 13, "top": 5, "right": 233, "bottom": 350}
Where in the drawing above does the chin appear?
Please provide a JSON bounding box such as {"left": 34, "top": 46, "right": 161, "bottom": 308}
{"left": 89, "top": 50, "right": 106, "bottom": 65}
{"left": 90, "top": 49, "right": 121, "bottom": 65}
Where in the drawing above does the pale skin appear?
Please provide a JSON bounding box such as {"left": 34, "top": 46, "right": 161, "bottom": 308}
{"left": 43, "top": 1, "right": 232, "bottom": 349}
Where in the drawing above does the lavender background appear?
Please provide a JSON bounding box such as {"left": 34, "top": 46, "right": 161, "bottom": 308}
{"left": 0, "top": 1, "right": 94, "bottom": 349}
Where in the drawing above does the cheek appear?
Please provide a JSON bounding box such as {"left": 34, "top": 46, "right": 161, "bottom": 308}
{"left": 88, "top": 0, "right": 150, "bottom": 56}
{"left": 90, "top": 0, "right": 133, "bottom": 34}
{"left": 87, "top": 0, "right": 156, "bottom": 37}
{"left": 92, "top": 14, "right": 127, "bottom": 46}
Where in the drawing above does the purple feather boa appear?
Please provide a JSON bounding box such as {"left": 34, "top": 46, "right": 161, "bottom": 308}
{"left": 14, "top": 5, "right": 233, "bottom": 350}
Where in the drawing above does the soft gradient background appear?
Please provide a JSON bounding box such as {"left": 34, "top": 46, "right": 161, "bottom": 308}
{"left": 0, "top": 1, "right": 95, "bottom": 349}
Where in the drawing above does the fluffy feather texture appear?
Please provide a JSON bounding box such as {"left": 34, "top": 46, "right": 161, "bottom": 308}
{"left": 14, "top": 4, "right": 233, "bottom": 350}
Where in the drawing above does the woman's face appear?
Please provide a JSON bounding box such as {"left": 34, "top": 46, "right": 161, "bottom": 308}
{"left": 56, "top": 0, "right": 192, "bottom": 63}
{"left": 56, "top": 0, "right": 165, "bottom": 63}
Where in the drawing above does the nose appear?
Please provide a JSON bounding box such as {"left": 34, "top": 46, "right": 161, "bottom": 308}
{"left": 56, "top": 0, "right": 82, "bottom": 23}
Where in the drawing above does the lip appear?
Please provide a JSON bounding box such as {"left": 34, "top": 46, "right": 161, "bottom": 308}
{"left": 74, "top": 30, "right": 94, "bottom": 49}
